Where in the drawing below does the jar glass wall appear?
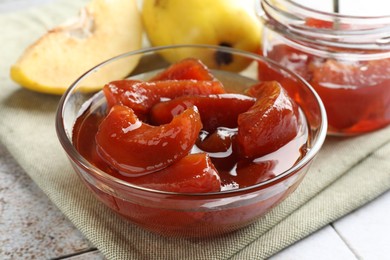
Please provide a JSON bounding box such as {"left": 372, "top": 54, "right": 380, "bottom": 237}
{"left": 260, "top": 0, "right": 390, "bottom": 135}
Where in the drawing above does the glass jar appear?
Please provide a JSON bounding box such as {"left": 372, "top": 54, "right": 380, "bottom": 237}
{"left": 260, "top": 0, "right": 390, "bottom": 135}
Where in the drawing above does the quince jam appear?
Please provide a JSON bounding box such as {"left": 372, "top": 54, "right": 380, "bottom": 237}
{"left": 261, "top": 18, "right": 390, "bottom": 135}
{"left": 72, "top": 58, "right": 309, "bottom": 193}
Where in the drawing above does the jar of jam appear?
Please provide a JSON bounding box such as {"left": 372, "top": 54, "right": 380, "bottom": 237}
{"left": 259, "top": 0, "right": 390, "bottom": 135}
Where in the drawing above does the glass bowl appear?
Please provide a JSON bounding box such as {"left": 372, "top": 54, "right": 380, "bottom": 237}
{"left": 56, "top": 44, "right": 327, "bottom": 237}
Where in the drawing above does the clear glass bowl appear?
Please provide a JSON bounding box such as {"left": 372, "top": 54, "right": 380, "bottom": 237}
{"left": 56, "top": 45, "right": 327, "bottom": 237}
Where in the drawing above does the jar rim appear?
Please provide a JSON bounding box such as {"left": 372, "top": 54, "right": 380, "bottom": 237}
{"left": 261, "top": 0, "right": 390, "bottom": 50}
{"left": 270, "top": 0, "right": 390, "bottom": 20}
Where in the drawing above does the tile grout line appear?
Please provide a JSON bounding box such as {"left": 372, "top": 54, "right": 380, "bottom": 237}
{"left": 49, "top": 248, "right": 101, "bottom": 260}
{"left": 330, "top": 222, "right": 361, "bottom": 260}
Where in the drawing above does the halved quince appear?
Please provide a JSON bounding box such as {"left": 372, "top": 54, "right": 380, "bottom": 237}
{"left": 10, "top": 0, "right": 143, "bottom": 95}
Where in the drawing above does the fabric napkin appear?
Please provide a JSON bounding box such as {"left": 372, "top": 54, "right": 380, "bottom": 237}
{"left": 1, "top": 1, "right": 390, "bottom": 259}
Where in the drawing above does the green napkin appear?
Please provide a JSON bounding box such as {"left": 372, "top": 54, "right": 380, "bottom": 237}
{"left": 1, "top": 1, "right": 390, "bottom": 259}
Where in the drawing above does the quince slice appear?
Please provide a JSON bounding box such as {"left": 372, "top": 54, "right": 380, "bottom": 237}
{"left": 10, "top": 0, "right": 143, "bottom": 95}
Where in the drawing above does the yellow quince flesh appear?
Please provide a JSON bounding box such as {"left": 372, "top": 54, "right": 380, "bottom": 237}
{"left": 10, "top": 0, "right": 143, "bottom": 95}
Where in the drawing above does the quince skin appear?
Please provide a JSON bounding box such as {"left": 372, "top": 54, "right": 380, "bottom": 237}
{"left": 142, "top": 0, "right": 263, "bottom": 71}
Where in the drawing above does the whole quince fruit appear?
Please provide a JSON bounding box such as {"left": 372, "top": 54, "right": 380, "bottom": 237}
{"left": 142, "top": 0, "right": 263, "bottom": 71}
{"left": 11, "top": 0, "right": 143, "bottom": 95}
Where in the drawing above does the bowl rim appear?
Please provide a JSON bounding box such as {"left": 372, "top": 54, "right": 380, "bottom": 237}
{"left": 55, "top": 44, "right": 327, "bottom": 197}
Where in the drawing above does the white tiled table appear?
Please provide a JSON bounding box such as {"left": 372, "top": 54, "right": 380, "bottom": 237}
{"left": 271, "top": 191, "right": 390, "bottom": 260}
{"left": 1, "top": 141, "right": 389, "bottom": 259}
